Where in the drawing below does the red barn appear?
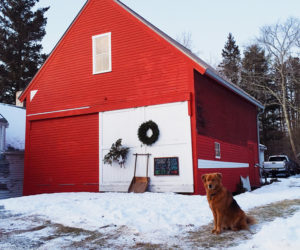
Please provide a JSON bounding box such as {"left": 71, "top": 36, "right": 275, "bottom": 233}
{"left": 19, "top": 0, "right": 263, "bottom": 195}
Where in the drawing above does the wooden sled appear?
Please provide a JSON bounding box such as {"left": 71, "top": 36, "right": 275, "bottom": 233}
{"left": 128, "top": 153, "right": 150, "bottom": 193}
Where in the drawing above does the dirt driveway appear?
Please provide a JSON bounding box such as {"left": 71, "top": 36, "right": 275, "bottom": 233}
{"left": 1, "top": 198, "right": 300, "bottom": 249}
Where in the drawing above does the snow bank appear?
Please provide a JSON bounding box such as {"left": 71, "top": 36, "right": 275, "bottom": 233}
{"left": 230, "top": 210, "right": 300, "bottom": 250}
{"left": 236, "top": 176, "right": 300, "bottom": 209}
{"left": 0, "top": 103, "right": 26, "bottom": 150}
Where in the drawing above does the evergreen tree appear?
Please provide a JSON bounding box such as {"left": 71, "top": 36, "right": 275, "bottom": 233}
{"left": 284, "top": 56, "right": 300, "bottom": 152}
{"left": 286, "top": 56, "right": 300, "bottom": 132}
{"left": 218, "top": 33, "right": 241, "bottom": 85}
{"left": 241, "top": 44, "right": 269, "bottom": 98}
{"left": 241, "top": 44, "right": 282, "bottom": 146}
{"left": 0, "top": 0, "right": 49, "bottom": 104}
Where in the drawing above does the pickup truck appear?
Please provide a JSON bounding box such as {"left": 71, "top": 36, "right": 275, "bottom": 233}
{"left": 263, "top": 155, "right": 299, "bottom": 177}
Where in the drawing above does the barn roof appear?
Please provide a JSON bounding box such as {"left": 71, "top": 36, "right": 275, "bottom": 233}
{"left": 20, "top": 0, "right": 263, "bottom": 110}
{"left": 114, "top": 0, "right": 264, "bottom": 110}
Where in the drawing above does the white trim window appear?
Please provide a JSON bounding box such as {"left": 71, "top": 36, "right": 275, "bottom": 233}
{"left": 92, "top": 32, "right": 111, "bottom": 74}
{"left": 215, "top": 142, "right": 221, "bottom": 159}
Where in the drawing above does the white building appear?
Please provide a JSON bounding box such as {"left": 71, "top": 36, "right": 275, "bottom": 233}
{"left": 0, "top": 103, "right": 26, "bottom": 151}
{"left": 0, "top": 103, "right": 26, "bottom": 199}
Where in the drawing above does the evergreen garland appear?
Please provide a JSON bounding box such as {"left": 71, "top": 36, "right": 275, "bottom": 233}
{"left": 103, "top": 139, "right": 129, "bottom": 168}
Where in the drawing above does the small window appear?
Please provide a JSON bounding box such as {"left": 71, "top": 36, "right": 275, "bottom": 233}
{"left": 215, "top": 142, "right": 221, "bottom": 159}
{"left": 92, "top": 32, "right": 111, "bottom": 74}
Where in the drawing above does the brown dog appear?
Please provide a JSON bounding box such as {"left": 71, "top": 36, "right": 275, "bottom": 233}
{"left": 202, "top": 173, "right": 255, "bottom": 234}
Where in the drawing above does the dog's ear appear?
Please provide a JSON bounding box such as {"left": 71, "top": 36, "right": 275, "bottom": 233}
{"left": 201, "top": 174, "right": 207, "bottom": 183}
{"left": 216, "top": 173, "right": 222, "bottom": 180}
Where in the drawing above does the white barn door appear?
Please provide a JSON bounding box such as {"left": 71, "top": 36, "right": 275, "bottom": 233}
{"left": 99, "top": 101, "right": 194, "bottom": 193}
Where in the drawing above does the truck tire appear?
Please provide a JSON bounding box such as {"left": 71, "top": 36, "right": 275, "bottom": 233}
{"left": 285, "top": 168, "right": 291, "bottom": 177}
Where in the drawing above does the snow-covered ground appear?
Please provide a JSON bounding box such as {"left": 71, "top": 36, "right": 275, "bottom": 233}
{"left": 0, "top": 176, "right": 300, "bottom": 249}
{"left": 231, "top": 211, "right": 300, "bottom": 250}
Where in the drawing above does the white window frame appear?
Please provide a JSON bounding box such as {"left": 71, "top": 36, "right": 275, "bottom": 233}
{"left": 215, "top": 142, "right": 221, "bottom": 159}
{"left": 92, "top": 32, "right": 112, "bottom": 74}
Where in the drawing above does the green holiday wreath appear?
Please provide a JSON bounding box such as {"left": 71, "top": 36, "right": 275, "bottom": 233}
{"left": 138, "top": 120, "right": 160, "bottom": 146}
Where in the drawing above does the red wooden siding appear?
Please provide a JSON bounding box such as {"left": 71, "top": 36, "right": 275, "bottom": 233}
{"left": 25, "top": 0, "right": 194, "bottom": 116}
{"left": 23, "top": 114, "right": 99, "bottom": 195}
{"left": 20, "top": 0, "right": 262, "bottom": 196}
{"left": 202, "top": 167, "right": 251, "bottom": 193}
{"left": 193, "top": 71, "right": 259, "bottom": 194}
{"left": 22, "top": 0, "right": 198, "bottom": 196}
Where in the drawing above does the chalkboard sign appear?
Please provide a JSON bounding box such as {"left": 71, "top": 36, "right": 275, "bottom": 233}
{"left": 154, "top": 157, "right": 179, "bottom": 175}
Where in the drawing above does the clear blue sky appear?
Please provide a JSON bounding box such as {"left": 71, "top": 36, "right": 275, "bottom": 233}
{"left": 37, "top": 0, "right": 300, "bottom": 66}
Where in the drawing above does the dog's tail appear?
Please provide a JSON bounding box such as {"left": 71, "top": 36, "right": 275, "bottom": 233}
{"left": 246, "top": 215, "right": 257, "bottom": 225}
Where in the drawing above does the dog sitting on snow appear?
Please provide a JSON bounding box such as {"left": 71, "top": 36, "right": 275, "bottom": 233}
{"left": 202, "top": 173, "right": 256, "bottom": 234}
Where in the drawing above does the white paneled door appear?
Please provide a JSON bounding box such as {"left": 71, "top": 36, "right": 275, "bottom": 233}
{"left": 99, "top": 101, "right": 194, "bottom": 193}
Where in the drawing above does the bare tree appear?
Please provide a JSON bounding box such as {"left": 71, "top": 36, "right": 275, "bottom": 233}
{"left": 258, "top": 17, "right": 300, "bottom": 159}
{"left": 176, "top": 31, "right": 193, "bottom": 51}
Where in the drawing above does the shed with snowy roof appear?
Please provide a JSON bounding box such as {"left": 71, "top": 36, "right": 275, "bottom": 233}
{"left": 0, "top": 103, "right": 25, "bottom": 199}
{"left": 19, "top": 0, "right": 263, "bottom": 196}
{"left": 0, "top": 103, "right": 26, "bottom": 151}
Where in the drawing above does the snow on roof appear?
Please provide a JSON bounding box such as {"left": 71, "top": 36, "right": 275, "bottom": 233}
{"left": 0, "top": 113, "right": 9, "bottom": 124}
{"left": 0, "top": 103, "right": 26, "bottom": 150}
